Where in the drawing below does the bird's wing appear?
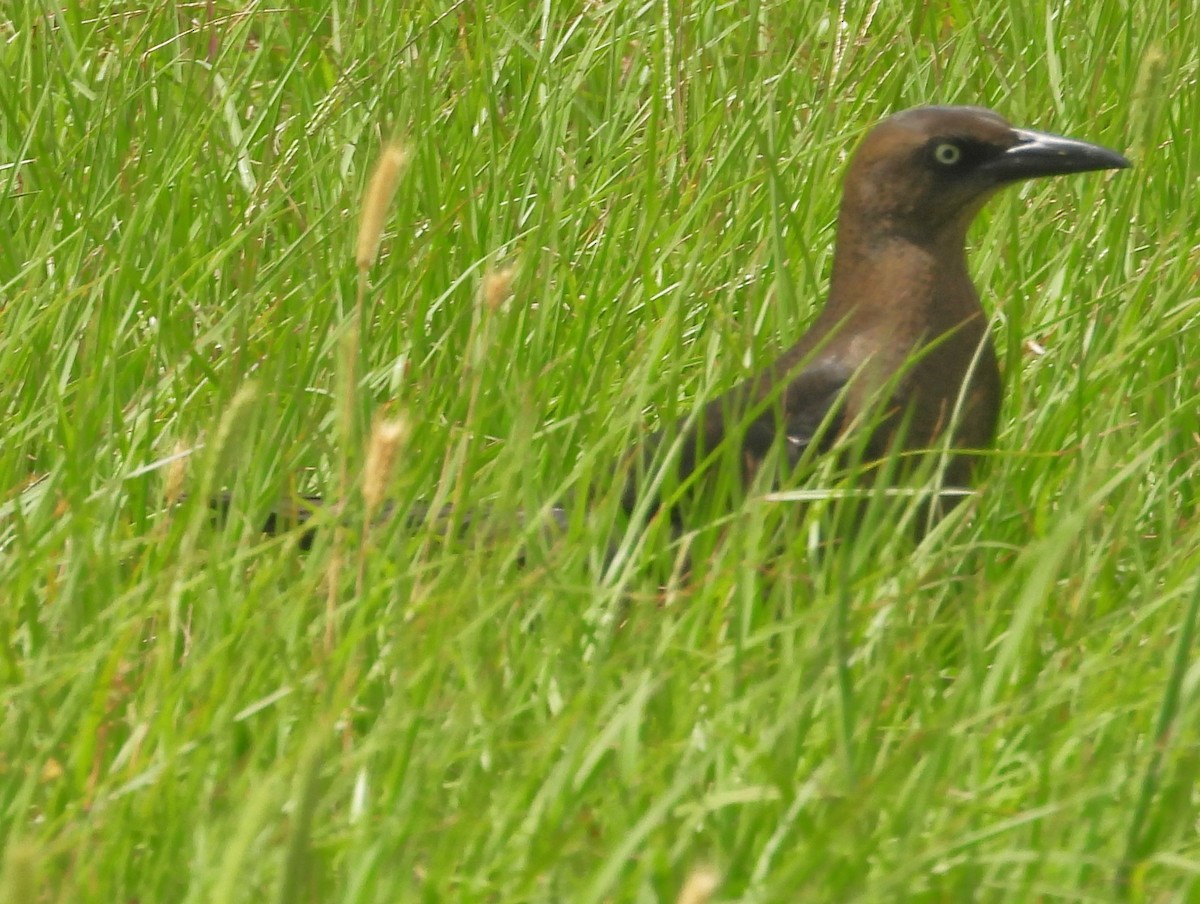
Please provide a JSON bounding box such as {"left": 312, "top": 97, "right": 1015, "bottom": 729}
{"left": 623, "top": 358, "right": 852, "bottom": 518}
{"left": 739, "top": 358, "right": 852, "bottom": 471}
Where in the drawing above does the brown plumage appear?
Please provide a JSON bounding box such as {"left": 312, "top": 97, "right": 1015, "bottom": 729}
{"left": 625, "top": 105, "right": 1130, "bottom": 524}
{"left": 209, "top": 106, "right": 1130, "bottom": 545}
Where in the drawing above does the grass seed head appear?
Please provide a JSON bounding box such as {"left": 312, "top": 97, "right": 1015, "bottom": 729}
{"left": 356, "top": 142, "right": 410, "bottom": 271}
{"left": 363, "top": 416, "right": 410, "bottom": 516}
{"left": 480, "top": 265, "right": 516, "bottom": 312}
{"left": 675, "top": 865, "right": 720, "bottom": 904}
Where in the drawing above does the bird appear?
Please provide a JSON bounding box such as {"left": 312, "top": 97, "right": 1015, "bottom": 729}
{"left": 622, "top": 105, "right": 1130, "bottom": 528}
{"left": 206, "top": 105, "right": 1130, "bottom": 546}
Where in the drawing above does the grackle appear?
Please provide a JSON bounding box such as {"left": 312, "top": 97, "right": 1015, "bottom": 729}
{"left": 623, "top": 105, "right": 1130, "bottom": 527}
{"left": 207, "top": 106, "right": 1129, "bottom": 546}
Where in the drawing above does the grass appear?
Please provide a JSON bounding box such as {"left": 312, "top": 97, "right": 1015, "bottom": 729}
{"left": 2, "top": 0, "right": 1199, "bottom": 900}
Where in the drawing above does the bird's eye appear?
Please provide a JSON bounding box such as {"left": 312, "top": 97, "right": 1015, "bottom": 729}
{"left": 933, "top": 142, "right": 962, "bottom": 166}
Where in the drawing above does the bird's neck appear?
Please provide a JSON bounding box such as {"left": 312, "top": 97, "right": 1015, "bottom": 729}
{"left": 822, "top": 223, "right": 981, "bottom": 340}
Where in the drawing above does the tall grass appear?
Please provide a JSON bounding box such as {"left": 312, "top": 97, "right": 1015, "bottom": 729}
{"left": 1, "top": 1, "right": 1197, "bottom": 900}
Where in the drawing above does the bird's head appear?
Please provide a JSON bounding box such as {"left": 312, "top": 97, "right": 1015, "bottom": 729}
{"left": 839, "top": 105, "right": 1131, "bottom": 246}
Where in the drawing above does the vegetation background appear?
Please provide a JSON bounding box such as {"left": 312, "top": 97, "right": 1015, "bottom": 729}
{"left": 2, "top": 0, "right": 1197, "bottom": 900}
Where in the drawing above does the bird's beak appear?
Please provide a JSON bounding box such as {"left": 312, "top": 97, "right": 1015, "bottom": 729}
{"left": 984, "top": 128, "right": 1132, "bottom": 182}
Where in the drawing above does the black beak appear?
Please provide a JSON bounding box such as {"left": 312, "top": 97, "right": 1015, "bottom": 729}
{"left": 983, "top": 127, "right": 1132, "bottom": 182}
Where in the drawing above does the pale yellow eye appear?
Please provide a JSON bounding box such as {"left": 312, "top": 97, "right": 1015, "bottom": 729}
{"left": 934, "top": 142, "right": 962, "bottom": 165}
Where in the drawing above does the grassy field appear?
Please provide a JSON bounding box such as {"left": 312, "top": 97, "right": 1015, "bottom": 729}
{"left": 3, "top": 0, "right": 1199, "bottom": 900}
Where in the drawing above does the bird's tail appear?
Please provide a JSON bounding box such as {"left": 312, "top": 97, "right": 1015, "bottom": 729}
{"left": 202, "top": 492, "right": 572, "bottom": 551}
